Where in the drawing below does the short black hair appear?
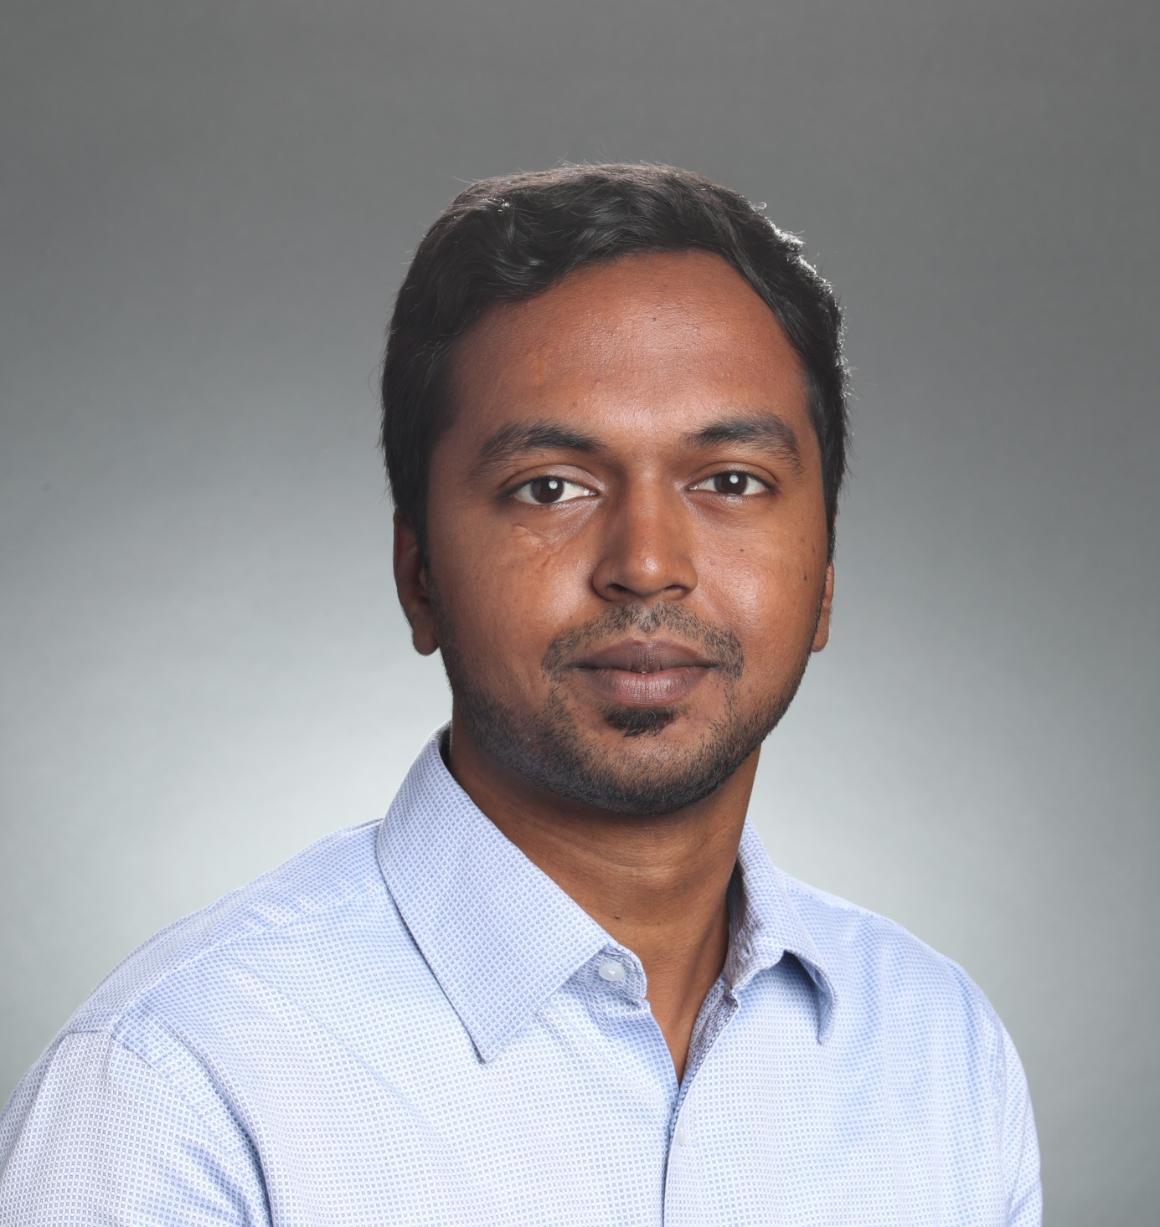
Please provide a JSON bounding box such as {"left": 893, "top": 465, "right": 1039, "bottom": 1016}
{"left": 380, "top": 162, "right": 850, "bottom": 565}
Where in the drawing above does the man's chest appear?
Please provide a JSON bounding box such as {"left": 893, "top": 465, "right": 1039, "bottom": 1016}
{"left": 225, "top": 986, "right": 1006, "bottom": 1226}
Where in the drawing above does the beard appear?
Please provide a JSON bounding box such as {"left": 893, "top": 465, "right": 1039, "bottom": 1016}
{"left": 427, "top": 579, "right": 821, "bottom": 818}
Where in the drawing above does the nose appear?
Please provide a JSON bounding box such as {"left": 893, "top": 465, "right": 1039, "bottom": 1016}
{"left": 590, "top": 482, "right": 698, "bottom": 603}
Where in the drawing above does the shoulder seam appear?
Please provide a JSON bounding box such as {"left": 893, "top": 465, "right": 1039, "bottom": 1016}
{"left": 782, "top": 874, "right": 986, "bottom": 977}
{"left": 53, "top": 1028, "right": 257, "bottom": 1167}
{"left": 92, "top": 869, "right": 383, "bottom": 1035}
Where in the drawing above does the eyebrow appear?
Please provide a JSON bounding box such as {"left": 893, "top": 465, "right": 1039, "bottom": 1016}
{"left": 468, "top": 411, "right": 803, "bottom": 481}
{"left": 469, "top": 421, "right": 600, "bottom": 481}
{"left": 690, "top": 412, "right": 803, "bottom": 473}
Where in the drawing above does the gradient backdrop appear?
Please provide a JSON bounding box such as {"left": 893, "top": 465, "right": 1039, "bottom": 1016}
{"left": 2, "top": 3, "right": 1156, "bottom": 1222}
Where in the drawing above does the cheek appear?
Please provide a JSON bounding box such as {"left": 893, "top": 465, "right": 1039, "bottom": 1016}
{"left": 459, "top": 527, "right": 578, "bottom": 611}
{"left": 437, "top": 530, "right": 580, "bottom": 678}
{"left": 698, "top": 535, "right": 824, "bottom": 654}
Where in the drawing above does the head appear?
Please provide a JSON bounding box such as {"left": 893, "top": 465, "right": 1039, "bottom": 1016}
{"left": 383, "top": 163, "right": 851, "bottom": 817}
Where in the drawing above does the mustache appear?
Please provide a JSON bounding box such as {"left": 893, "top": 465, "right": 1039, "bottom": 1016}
{"left": 542, "top": 604, "right": 744, "bottom": 680}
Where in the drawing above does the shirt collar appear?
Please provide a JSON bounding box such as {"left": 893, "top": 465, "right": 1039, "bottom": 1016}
{"left": 377, "top": 723, "right": 837, "bottom": 1061}
{"left": 728, "top": 822, "right": 839, "bottom": 1042}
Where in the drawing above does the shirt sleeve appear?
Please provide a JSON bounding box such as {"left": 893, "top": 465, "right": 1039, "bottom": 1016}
{"left": 998, "top": 1023, "right": 1042, "bottom": 1227}
{"left": 0, "top": 1030, "right": 267, "bottom": 1226}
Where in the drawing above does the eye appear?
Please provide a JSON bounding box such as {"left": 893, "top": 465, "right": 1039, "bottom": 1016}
{"left": 509, "top": 475, "right": 597, "bottom": 505}
{"left": 691, "top": 470, "right": 774, "bottom": 497}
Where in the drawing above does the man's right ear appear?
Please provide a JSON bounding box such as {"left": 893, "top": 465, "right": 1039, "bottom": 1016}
{"left": 392, "top": 511, "right": 439, "bottom": 656}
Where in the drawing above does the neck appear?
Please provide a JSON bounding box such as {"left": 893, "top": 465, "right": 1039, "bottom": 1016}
{"left": 441, "top": 715, "right": 760, "bottom": 1076}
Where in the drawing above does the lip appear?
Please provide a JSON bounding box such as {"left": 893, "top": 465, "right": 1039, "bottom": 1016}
{"left": 569, "top": 639, "right": 717, "bottom": 707}
{"left": 571, "top": 638, "right": 717, "bottom": 672}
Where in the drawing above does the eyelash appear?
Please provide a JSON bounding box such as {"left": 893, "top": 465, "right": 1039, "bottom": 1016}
{"left": 507, "top": 470, "right": 776, "bottom": 505}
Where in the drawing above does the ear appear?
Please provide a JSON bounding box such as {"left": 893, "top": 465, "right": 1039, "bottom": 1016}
{"left": 811, "top": 561, "right": 835, "bottom": 653}
{"left": 393, "top": 511, "right": 440, "bottom": 656}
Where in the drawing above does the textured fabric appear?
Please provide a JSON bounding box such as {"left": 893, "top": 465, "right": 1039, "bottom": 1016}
{"left": 0, "top": 722, "right": 1041, "bottom": 1225}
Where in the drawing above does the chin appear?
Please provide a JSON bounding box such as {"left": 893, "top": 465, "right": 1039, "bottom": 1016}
{"left": 595, "top": 703, "right": 683, "bottom": 739}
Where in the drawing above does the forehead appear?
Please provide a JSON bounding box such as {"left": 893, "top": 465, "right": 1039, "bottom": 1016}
{"left": 443, "top": 248, "right": 813, "bottom": 458}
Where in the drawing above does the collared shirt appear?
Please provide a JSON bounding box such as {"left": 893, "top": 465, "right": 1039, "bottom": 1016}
{"left": 0, "top": 723, "right": 1041, "bottom": 1225}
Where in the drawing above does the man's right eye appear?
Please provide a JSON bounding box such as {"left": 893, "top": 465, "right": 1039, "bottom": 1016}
{"left": 509, "top": 476, "right": 597, "bottom": 505}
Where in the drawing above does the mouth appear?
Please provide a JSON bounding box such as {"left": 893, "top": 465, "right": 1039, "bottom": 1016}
{"left": 571, "top": 638, "right": 717, "bottom": 673}
{"left": 567, "top": 638, "right": 719, "bottom": 707}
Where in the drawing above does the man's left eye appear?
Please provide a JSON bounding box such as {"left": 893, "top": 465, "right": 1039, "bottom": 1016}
{"left": 691, "top": 471, "right": 773, "bottom": 497}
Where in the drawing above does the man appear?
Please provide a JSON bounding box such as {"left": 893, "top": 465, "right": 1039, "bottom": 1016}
{"left": 0, "top": 164, "right": 1041, "bottom": 1224}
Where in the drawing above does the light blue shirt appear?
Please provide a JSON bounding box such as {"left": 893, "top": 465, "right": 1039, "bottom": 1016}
{"left": 0, "top": 723, "right": 1041, "bottom": 1225}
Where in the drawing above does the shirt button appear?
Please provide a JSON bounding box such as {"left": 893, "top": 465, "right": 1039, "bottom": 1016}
{"left": 597, "top": 958, "right": 627, "bottom": 984}
{"left": 675, "top": 1126, "right": 691, "bottom": 1146}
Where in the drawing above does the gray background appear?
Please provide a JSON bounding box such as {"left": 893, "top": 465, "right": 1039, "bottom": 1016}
{"left": 2, "top": 1, "right": 1156, "bottom": 1221}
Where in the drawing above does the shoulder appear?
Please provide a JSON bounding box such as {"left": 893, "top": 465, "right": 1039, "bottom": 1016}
{"left": 780, "top": 873, "right": 1041, "bottom": 1218}
{"left": 783, "top": 870, "right": 1008, "bottom": 1069}
{"left": 59, "top": 817, "right": 406, "bottom": 1046}
{"left": 1, "top": 816, "right": 423, "bottom": 1183}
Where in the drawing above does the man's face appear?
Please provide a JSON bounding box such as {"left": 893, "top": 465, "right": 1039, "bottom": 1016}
{"left": 397, "top": 248, "right": 833, "bottom": 817}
